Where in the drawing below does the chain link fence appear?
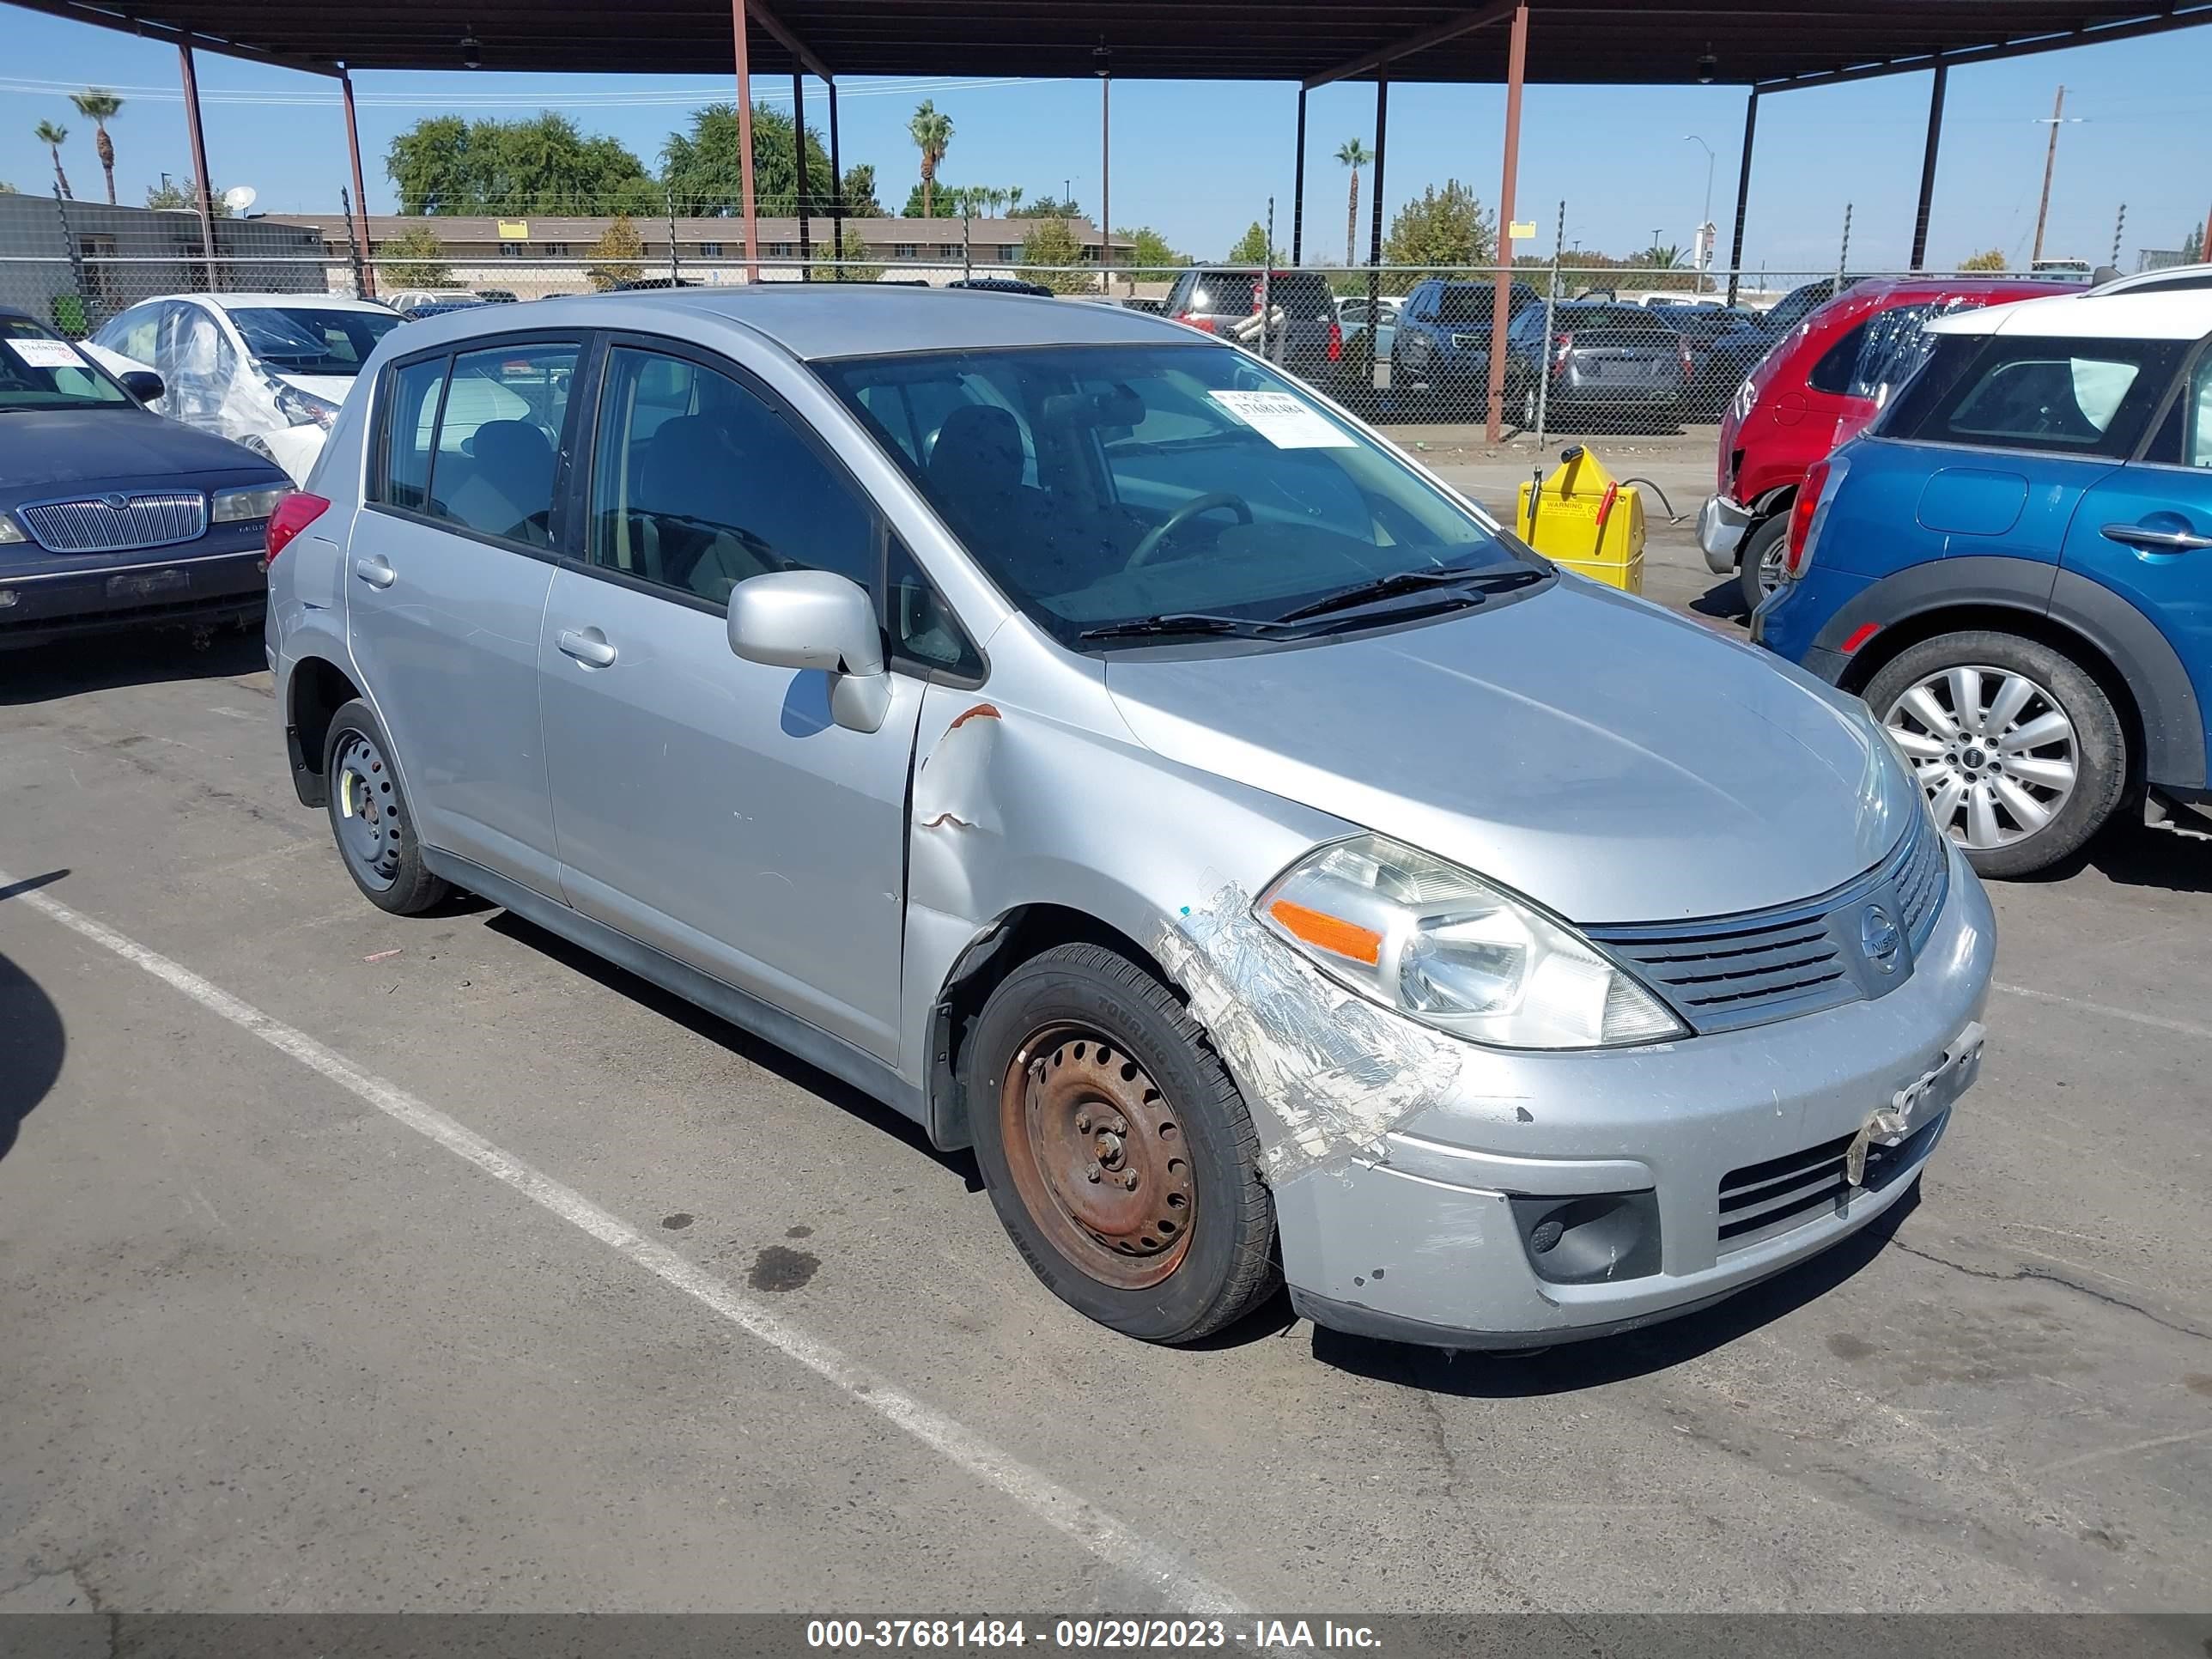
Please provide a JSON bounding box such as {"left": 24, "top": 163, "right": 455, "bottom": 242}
{"left": 3, "top": 189, "right": 2050, "bottom": 441}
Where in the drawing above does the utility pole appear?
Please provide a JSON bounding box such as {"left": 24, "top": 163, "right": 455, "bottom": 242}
{"left": 1684, "top": 134, "right": 1714, "bottom": 291}
{"left": 2031, "top": 84, "right": 2072, "bottom": 265}
{"left": 1096, "top": 44, "right": 1112, "bottom": 295}
{"left": 1837, "top": 203, "right": 1852, "bottom": 283}
{"left": 2111, "top": 203, "right": 2126, "bottom": 270}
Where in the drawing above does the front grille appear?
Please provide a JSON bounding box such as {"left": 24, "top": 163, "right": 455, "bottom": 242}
{"left": 1588, "top": 815, "right": 1948, "bottom": 1036}
{"left": 1717, "top": 1115, "right": 1941, "bottom": 1251}
{"left": 21, "top": 493, "right": 207, "bottom": 555}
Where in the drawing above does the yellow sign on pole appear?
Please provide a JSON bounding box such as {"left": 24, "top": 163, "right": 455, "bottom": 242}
{"left": 497, "top": 220, "right": 531, "bottom": 240}
{"left": 1509, "top": 221, "right": 1538, "bottom": 240}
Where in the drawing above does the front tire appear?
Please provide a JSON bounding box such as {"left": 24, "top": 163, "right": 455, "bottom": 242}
{"left": 1736, "top": 513, "right": 1788, "bottom": 615}
{"left": 1863, "top": 631, "right": 2125, "bottom": 878}
{"left": 323, "top": 698, "right": 449, "bottom": 915}
{"left": 965, "top": 944, "right": 1279, "bottom": 1344}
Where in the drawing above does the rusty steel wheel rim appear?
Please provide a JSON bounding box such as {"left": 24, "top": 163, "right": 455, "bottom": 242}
{"left": 998, "top": 1025, "right": 1196, "bottom": 1291}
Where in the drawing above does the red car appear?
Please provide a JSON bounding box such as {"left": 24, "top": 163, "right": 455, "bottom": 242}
{"left": 1697, "top": 276, "right": 2075, "bottom": 611}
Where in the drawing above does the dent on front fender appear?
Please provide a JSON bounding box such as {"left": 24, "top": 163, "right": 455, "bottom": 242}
{"left": 898, "top": 679, "right": 1382, "bottom": 1158}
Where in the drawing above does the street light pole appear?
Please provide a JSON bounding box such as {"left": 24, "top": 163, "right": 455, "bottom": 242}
{"left": 1684, "top": 133, "right": 1714, "bottom": 289}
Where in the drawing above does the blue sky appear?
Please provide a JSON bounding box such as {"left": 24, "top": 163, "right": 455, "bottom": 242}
{"left": 3, "top": 6, "right": 2207, "bottom": 272}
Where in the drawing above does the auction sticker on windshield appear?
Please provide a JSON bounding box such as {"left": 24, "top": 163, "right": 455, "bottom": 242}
{"left": 1207, "top": 389, "right": 1355, "bottom": 449}
{"left": 6, "top": 337, "right": 86, "bottom": 371}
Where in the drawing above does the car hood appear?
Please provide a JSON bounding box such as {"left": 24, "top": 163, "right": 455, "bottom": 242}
{"left": 0, "top": 406, "right": 279, "bottom": 491}
{"left": 1103, "top": 580, "right": 1916, "bottom": 925}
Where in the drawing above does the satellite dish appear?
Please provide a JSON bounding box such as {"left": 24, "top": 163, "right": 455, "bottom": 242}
{"left": 222, "top": 185, "right": 258, "bottom": 215}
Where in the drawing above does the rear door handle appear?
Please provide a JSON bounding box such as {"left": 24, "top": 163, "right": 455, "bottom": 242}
{"left": 556, "top": 628, "right": 618, "bottom": 668}
{"left": 352, "top": 554, "right": 396, "bottom": 588}
{"left": 2101, "top": 522, "right": 2212, "bottom": 552}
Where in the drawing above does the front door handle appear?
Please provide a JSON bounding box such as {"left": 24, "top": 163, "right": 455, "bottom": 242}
{"left": 352, "top": 553, "right": 396, "bottom": 588}
{"left": 2101, "top": 522, "right": 2212, "bottom": 553}
{"left": 556, "top": 627, "right": 618, "bottom": 668}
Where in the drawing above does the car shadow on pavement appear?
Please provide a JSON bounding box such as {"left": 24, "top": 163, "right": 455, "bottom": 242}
{"left": 1686, "top": 575, "right": 1749, "bottom": 623}
{"left": 1308, "top": 1186, "right": 1917, "bottom": 1394}
{"left": 0, "top": 625, "right": 264, "bottom": 706}
{"left": 2046, "top": 821, "right": 2212, "bottom": 897}
{"left": 481, "top": 909, "right": 986, "bottom": 1194}
{"left": 0, "top": 913, "right": 68, "bottom": 1164}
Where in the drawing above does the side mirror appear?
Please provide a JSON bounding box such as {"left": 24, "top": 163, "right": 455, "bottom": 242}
{"left": 726, "top": 569, "right": 891, "bottom": 733}
{"left": 119, "top": 368, "right": 164, "bottom": 404}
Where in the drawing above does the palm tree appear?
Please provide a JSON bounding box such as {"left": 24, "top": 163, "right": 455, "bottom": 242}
{"left": 908, "top": 100, "right": 952, "bottom": 219}
{"left": 1336, "top": 138, "right": 1374, "bottom": 265}
{"left": 1008, "top": 185, "right": 1024, "bottom": 212}
{"left": 33, "top": 119, "right": 71, "bottom": 198}
{"left": 69, "top": 88, "right": 124, "bottom": 204}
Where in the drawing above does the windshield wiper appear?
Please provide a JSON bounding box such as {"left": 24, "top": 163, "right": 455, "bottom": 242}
{"left": 1273, "top": 563, "right": 1543, "bottom": 624}
{"left": 1077, "top": 612, "right": 1295, "bottom": 644}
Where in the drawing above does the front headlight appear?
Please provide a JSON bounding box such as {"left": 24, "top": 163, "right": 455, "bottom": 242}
{"left": 272, "top": 381, "right": 340, "bottom": 429}
{"left": 0, "top": 513, "right": 24, "bottom": 544}
{"left": 210, "top": 483, "right": 292, "bottom": 524}
{"left": 1255, "top": 833, "right": 1686, "bottom": 1050}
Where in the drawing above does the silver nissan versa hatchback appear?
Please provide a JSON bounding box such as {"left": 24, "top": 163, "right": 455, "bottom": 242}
{"left": 266, "top": 289, "right": 1994, "bottom": 1350}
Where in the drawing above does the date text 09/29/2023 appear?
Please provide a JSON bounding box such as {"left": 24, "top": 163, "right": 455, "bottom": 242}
{"left": 804, "top": 1620, "right": 1382, "bottom": 1649}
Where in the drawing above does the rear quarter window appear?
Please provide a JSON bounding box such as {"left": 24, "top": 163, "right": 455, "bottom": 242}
{"left": 1877, "top": 334, "right": 2185, "bottom": 458}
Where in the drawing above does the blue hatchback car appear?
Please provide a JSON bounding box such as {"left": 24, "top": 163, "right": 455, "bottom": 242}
{"left": 1757, "top": 290, "right": 2212, "bottom": 876}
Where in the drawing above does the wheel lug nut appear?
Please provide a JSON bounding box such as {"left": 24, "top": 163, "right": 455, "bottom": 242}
{"left": 1086, "top": 1164, "right": 1103, "bottom": 1183}
{"left": 1123, "top": 1171, "right": 1139, "bottom": 1191}
{"left": 1075, "top": 1114, "right": 1091, "bottom": 1133}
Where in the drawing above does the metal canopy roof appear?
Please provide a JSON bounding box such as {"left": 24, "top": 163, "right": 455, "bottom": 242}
{"left": 16, "top": 0, "right": 2212, "bottom": 89}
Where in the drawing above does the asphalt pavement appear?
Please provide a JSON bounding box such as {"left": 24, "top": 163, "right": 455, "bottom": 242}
{"left": 3, "top": 502, "right": 2209, "bottom": 1617}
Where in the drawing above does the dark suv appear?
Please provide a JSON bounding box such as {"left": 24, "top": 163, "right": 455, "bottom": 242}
{"left": 1389, "top": 279, "right": 1543, "bottom": 410}
{"left": 1164, "top": 269, "right": 1344, "bottom": 391}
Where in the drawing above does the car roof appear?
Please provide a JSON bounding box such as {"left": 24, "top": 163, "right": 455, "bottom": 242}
{"left": 383, "top": 284, "right": 1195, "bottom": 360}
{"left": 2088, "top": 262, "right": 2212, "bottom": 296}
{"left": 1926, "top": 289, "right": 2212, "bottom": 340}
{"left": 180, "top": 292, "right": 398, "bottom": 314}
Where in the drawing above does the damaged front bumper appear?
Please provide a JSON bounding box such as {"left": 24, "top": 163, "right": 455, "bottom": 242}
{"left": 1697, "top": 493, "right": 1755, "bottom": 574}
{"left": 1267, "top": 842, "right": 1994, "bottom": 1350}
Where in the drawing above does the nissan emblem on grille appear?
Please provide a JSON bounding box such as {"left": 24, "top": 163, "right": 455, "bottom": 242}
{"left": 1860, "top": 904, "right": 1902, "bottom": 974}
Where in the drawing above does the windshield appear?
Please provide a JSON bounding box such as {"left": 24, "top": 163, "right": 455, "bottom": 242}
{"left": 815, "top": 342, "right": 1534, "bottom": 647}
{"left": 0, "top": 317, "right": 131, "bottom": 411}
{"left": 228, "top": 307, "right": 401, "bottom": 378}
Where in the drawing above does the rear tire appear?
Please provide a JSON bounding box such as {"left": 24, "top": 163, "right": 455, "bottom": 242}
{"left": 323, "top": 698, "right": 449, "bottom": 915}
{"left": 1863, "top": 630, "right": 2125, "bottom": 878}
{"left": 1736, "top": 514, "right": 1788, "bottom": 615}
{"left": 965, "top": 943, "right": 1279, "bottom": 1344}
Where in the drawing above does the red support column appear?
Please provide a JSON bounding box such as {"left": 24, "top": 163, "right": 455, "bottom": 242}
{"left": 1484, "top": 2, "right": 1528, "bottom": 444}
{"left": 732, "top": 0, "right": 759, "bottom": 280}
{"left": 341, "top": 65, "right": 376, "bottom": 297}
{"left": 177, "top": 44, "right": 218, "bottom": 278}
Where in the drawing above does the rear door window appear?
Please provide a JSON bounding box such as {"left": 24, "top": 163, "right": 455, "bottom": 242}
{"left": 379, "top": 356, "right": 447, "bottom": 513}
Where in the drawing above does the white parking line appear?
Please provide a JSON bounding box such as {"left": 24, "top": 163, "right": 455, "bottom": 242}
{"left": 0, "top": 871, "right": 1248, "bottom": 1617}
{"left": 1993, "top": 981, "right": 2212, "bottom": 1043}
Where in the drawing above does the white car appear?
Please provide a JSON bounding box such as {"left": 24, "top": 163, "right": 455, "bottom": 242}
{"left": 89, "top": 293, "right": 404, "bottom": 484}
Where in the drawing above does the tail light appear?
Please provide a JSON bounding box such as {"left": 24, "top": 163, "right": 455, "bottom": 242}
{"left": 1327, "top": 319, "right": 1343, "bottom": 362}
{"left": 1679, "top": 338, "right": 1696, "bottom": 379}
{"left": 264, "top": 491, "right": 331, "bottom": 569}
{"left": 1176, "top": 312, "right": 1216, "bottom": 332}
{"left": 1552, "top": 331, "right": 1574, "bottom": 372}
{"left": 1784, "top": 459, "right": 1832, "bottom": 578}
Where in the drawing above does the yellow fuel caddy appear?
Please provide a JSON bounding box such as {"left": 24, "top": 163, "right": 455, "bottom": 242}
{"left": 1514, "top": 446, "right": 1644, "bottom": 593}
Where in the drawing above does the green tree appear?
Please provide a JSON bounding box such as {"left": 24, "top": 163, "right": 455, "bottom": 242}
{"left": 908, "top": 99, "right": 952, "bottom": 220}
{"left": 145, "top": 174, "right": 231, "bottom": 215}
{"left": 838, "top": 162, "right": 882, "bottom": 216}
{"left": 661, "top": 102, "right": 832, "bottom": 216}
{"left": 33, "top": 120, "right": 70, "bottom": 199}
{"left": 0, "top": 181, "right": 14, "bottom": 195}
{"left": 1958, "top": 247, "right": 2008, "bottom": 271}
{"left": 2179, "top": 223, "right": 2202, "bottom": 263}
{"left": 1119, "top": 226, "right": 1187, "bottom": 273}
{"left": 387, "top": 112, "right": 657, "bottom": 215}
{"left": 69, "top": 89, "right": 123, "bottom": 204}
{"left": 809, "top": 228, "right": 884, "bottom": 283}
{"left": 586, "top": 213, "right": 646, "bottom": 290}
{"left": 1382, "top": 179, "right": 1493, "bottom": 278}
{"left": 1336, "top": 137, "right": 1373, "bottom": 265}
{"left": 1019, "top": 216, "right": 1091, "bottom": 294}
{"left": 1010, "top": 192, "right": 1079, "bottom": 219}
{"left": 377, "top": 225, "right": 453, "bottom": 288}
{"left": 1225, "top": 221, "right": 1280, "bottom": 264}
